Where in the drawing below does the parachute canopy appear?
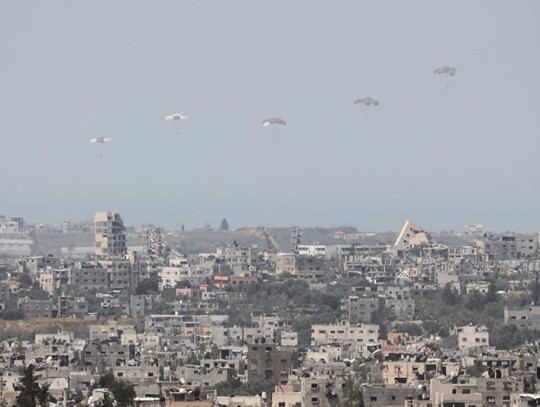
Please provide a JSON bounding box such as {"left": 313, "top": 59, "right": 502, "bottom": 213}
{"left": 90, "top": 137, "right": 111, "bottom": 144}
{"left": 354, "top": 97, "right": 379, "bottom": 106}
{"left": 433, "top": 66, "right": 456, "bottom": 76}
{"left": 165, "top": 113, "right": 189, "bottom": 122}
{"left": 262, "top": 117, "right": 287, "bottom": 127}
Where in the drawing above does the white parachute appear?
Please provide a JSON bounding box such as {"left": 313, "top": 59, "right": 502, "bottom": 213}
{"left": 433, "top": 66, "right": 456, "bottom": 76}
{"left": 354, "top": 97, "right": 379, "bottom": 106}
{"left": 262, "top": 117, "right": 287, "bottom": 127}
{"left": 165, "top": 113, "right": 189, "bottom": 135}
{"left": 89, "top": 137, "right": 111, "bottom": 144}
{"left": 89, "top": 137, "right": 111, "bottom": 158}
{"left": 165, "top": 113, "right": 189, "bottom": 122}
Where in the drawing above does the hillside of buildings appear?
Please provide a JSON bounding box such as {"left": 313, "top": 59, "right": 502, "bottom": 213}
{"left": 2, "top": 214, "right": 540, "bottom": 407}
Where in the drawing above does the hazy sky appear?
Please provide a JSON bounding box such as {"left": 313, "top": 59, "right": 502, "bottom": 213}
{"left": 1, "top": 1, "right": 539, "bottom": 232}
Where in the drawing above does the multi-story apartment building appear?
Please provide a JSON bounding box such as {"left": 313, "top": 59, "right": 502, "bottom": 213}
{"left": 246, "top": 338, "right": 298, "bottom": 384}
{"left": 346, "top": 295, "right": 379, "bottom": 323}
{"left": 311, "top": 321, "right": 379, "bottom": 348}
{"left": 18, "top": 298, "right": 54, "bottom": 319}
{"left": 94, "top": 211, "right": 127, "bottom": 260}
{"left": 457, "top": 325, "right": 489, "bottom": 351}
{"left": 482, "top": 234, "right": 538, "bottom": 260}
{"left": 505, "top": 306, "right": 540, "bottom": 330}
{"left": 68, "top": 262, "right": 108, "bottom": 291}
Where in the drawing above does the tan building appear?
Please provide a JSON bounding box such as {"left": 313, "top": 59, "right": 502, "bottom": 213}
{"left": 272, "top": 382, "right": 302, "bottom": 407}
{"left": 430, "top": 378, "right": 483, "bottom": 407}
{"left": 94, "top": 211, "right": 127, "bottom": 259}
{"left": 383, "top": 359, "right": 427, "bottom": 385}
{"left": 311, "top": 321, "right": 379, "bottom": 348}
{"left": 457, "top": 325, "right": 489, "bottom": 351}
{"left": 395, "top": 221, "right": 431, "bottom": 247}
{"left": 276, "top": 253, "right": 296, "bottom": 275}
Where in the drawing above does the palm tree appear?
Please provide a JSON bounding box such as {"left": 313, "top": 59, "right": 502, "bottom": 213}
{"left": 337, "top": 374, "right": 364, "bottom": 407}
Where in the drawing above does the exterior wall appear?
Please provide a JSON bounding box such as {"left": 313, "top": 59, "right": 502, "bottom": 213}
{"left": 383, "top": 360, "right": 427, "bottom": 384}
{"left": 39, "top": 269, "right": 58, "bottom": 295}
{"left": 160, "top": 266, "right": 189, "bottom": 289}
{"left": 130, "top": 294, "right": 160, "bottom": 317}
{"left": 107, "top": 262, "right": 132, "bottom": 290}
{"left": 94, "top": 212, "right": 127, "bottom": 260}
{"left": 280, "top": 331, "right": 298, "bottom": 347}
{"left": 276, "top": 254, "right": 296, "bottom": 275}
{"left": 0, "top": 216, "right": 24, "bottom": 233}
{"left": 362, "top": 386, "right": 417, "bottom": 407}
{"left": 247, "top": 341, "right": 297, "bottom": 384}
{"left": 505, "top": 306, "right": 540, "bottom": 330}
{"left": 385, "top": 299, "right": 415, "bottom": 320}
{"left": 430, "top": 378, "right": 484, "bottom": 407}
{"left": 297, "top": 245, "right": 326, "bottom": 257}
{"left": 346, "top": 296, "right": 379, "bottom": 323}
{"left": 483, "top": 234, "right": 538, "bottom": 260}
{"left": 18, "top": 299, "right": 54, "bottom": 319}
{"left": 69, "top": 264, "right": 108, "bottom": 291}
{"left": 457, "top": 325, "right": 489, "bottom": 350}
{"left": 272, "top": 383, "right": 302, "bottom": 407}
{"left": 311, "top": 322, "right": 379, "bottom": 347}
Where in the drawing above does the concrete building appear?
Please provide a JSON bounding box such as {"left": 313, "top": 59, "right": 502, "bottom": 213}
{"left": 246, "top": 339, "right": 298, "bottom": 384}
{"left": 505, "top": 306, "right": 540, "bottom": 330}
{"left": 345, "top": 295, "right": 379, "bottom": 323}
{"left": 17, "top": 298, "right": 54, "bottom": 319}
{"left": 18, "top": 255, "right": 62, "bottom": 273}
{"left": 130, "top": 294, "right": 161, "bottom": 318}
{"left": 160, "top": 266, "right": 192, "bottom": 290}
{"left": 58, "top": 296, "right": 88, "bottom": 317}
{"left": 94, "top": 211, "right": 127, "bottom": 259}
{"left": 482, "top": 234, "right": 538, "bottom": 260}
{"left": 69, "top": 263, "right": 108, "bottom": 291}
{"left": 311, "top": 321, "right": 379, "bottom": 348}
{"left": 430, "top": 378, "right": 483, "bottom": 407}
{"left": 38, "top": 268, "right": 69, "bottom": 295}
{"left": 362, "top": 386, "right": 418, "bottom": 407}
{"left": 0, "top": 216, "right": 24, "bottom": 234}
{"left": 217, "top": 245, "right": 256, "bottom": 268}
{"left": 297, "top": 245, "right": 326, "bottom": 257}
{"left": 272, "top": 382, "right": 302, "bottom": 407}
{"left": 276, "top": 254, "right": 296, "bottom": 275}
{"left": 395, "top": 221, "right": 431, "bottom": 248}
{"left": 385, "top": 298, "right": 415, "bottom": 321}
{"left": 457, "top": 325, "right": 489, "bottom": 351}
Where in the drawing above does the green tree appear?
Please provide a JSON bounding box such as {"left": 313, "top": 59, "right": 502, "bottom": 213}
{"left": 16, "top": 365, "right": 50, "bottom": 407}
{"left": 185, "top": 352, "right": 200, "bottom": 366}
{"left": 175, "top": 280, "right": 192, "bottom": 289}
{"left": 441, "top": 284, "right": 459, "bottom": 306}
{"left": 220, "top": 218, "right": 229, "bottom": 231}
{"left": 95, "top": 393, "right": 116, "bottom": 407}
{"left": 36, "top": 384, "right": 51, "bottom": 407}
{"left": 97, "top": 372, "right": 136, "bottom": 407}
{"left": 135, "top": 279, "right": 159, "bottom": 295}
{"left": 17, "top": 273, "right": 33, "bottom": 289}
{"left": 531, "top": 273, "right": 540, "bottom": 305}
{"left": 337, "top": 374, "right": 364, "bottom": 407}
